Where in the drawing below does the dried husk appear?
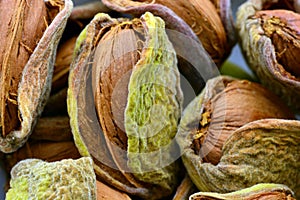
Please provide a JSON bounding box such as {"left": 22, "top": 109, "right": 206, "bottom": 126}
{"left": 236, "top": 0, "right": 300, "bottom": 111}
{"left": 0, "top": 0, "right": 48, "bottom": 140}
{"left": 101, "top": 0, "right": 235, "bottom": 67}
{"left": 68, "top": 12, "right": 184, "bottom": 199}
{"left": 0, "top": 0, "right": 73, "bottom": 153}
{"left": 176, "top": 76, "right": 300, "bottom": 199}
{"left": 189, "top": 183, "right": 296, "bottom": 200}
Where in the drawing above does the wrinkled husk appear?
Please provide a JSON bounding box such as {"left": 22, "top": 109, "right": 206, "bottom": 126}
{"left": 0, "top": 0, "right": 73, "bottom": 153}
{"left": 101, "top": 0, "right": 236, "bottom": 67}
{"left": 6, "top": 157, "right": 96, "bottom": 199}
{"left": 68, "top": 12, "right": 184, "bottom": 199}
{"left": 236, "top": 0, "right": 300, "bottom": 111}
{"left": 189, "top": 183, "right": 296, "bottom": 200}
{"left": 0, "top": 0, "right": 48, "bottom": 142}
{"left": 176, "top": 76, "right": 300, "bottom": 199}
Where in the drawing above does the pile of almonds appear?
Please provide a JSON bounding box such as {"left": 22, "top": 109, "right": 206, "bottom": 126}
{"left": 0, "top": 0, "right": 299, "bottom": 199}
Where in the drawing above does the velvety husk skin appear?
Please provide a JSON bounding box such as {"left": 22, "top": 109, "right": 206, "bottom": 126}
{"left": 124, "top": 12, "right": 183, "bottom": 195}
{"left": 67, "top": 12, "right": 183, "bottom": 199}
{"left": 0, "top": 0, "right": 73, "bottom": 153}
{"left": 176, "top": 76, "right": 300, "bottom": 199}
{"left": 189, "top": 183, "right": 296, "bottom": 200}
{"left": 236, "top": 0, "right": 300, "bottom": 111}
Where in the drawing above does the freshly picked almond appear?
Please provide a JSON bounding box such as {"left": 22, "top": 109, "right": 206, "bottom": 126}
{"left": 0, "top": 0, "right": 73, "bottom": 153}
{"left": 68, "top": 12, "right": 186, "bottom": 199}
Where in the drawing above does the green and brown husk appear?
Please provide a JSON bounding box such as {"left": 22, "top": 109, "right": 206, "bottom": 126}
{"left": 6, "top": 157, "right": 96, "bottom": 199}
{"left": 67, "top": 12, "right": 185, "bottom": 199}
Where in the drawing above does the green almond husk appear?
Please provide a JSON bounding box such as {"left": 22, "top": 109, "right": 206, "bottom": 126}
{"left": 6, "top": 157, "right": 96, "bottom": 200}
{"left": 178, "top": 117, "right": 300, "bottom": 198}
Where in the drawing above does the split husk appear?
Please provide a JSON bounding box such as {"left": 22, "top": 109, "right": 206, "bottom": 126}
{"left": 236, "top": 0, "right": 300, "bottom": 111}
{"left": 0, "top": 0, "right": 73, "bottom": 153}
{"left": 176, "top": 75, "right": 300, "bottom": 199}
{"left": 68, "top": 12, "right": 186, "bottom": 199}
